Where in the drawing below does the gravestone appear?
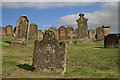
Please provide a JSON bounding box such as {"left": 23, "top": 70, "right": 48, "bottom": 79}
{"left": 32, "top": 30, "right": 66, "bottom": 74}
{"left": 73, "top": 28, "right": 78, "bottom": 39}
{"left": 69, "top": 31, "right": 74, "bottom": 43}
{"left": 6, "top": 25, "right": 13, "bottom": 36}
{"left": 11, "top": 15, "right": 30, "bottom": 45}
{"left": 66, "top": 27, "right": 73, "bottom": 40}
{"left": 0, "top": 27, "right": 2, "bottom": 36}
{"left": 38, "top": 30, "right": 43, "bottom": 39}
{"left": 0, "top": 27, "right": 6, "bottom": 36}
{"left": 104, "top": 34, "right": 118, "bottom": 48}
{"left": 49, "top": 27, "right": 58, "bottom": 40}
{"left": 28, "top": 24, "right": 38, "bottom": 42}
{"left": 102, "top": 25, "right": 111, "bottom": 36}
{"left": 96, "top": 27, "right": 104, "bottom": 41}
{"left": 44, "top": 30, "right": 48, "bottom": 33}
{"left": 76, "top": 13, "right": 92, "bottom": 43}
{"left": 88, "top": 28, "right": 95, "bottom": 39}
{"left": 58, "top": 26, "right": 67, "bottom": 41}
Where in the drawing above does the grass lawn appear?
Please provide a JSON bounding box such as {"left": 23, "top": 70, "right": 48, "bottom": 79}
{"left": 1, "top": 36, "right": 118, "bottom": 78}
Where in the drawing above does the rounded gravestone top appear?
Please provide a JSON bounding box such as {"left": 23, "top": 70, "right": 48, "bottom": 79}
{"left": 79, "top": 13, "right": 84, "bottom": 17}
{"left": 90, "top": 28, "right": 94, "bottom": 30}
{"left": 22, "top": 15, "right": 27, "bottom": 16}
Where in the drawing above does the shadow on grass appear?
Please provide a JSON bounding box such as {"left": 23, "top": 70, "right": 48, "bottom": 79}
{"left": 17, "top": 64, "right": 32, "bottom": 71}
{"left": 4, "top": 41, "right": 11, "bottom": 44}
{"left": 94, "top": 47, "right": 105, "bottom": 49}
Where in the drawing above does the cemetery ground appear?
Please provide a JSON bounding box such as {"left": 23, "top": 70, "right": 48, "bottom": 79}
{"left": 2, "top": 36, "right": 118, "bottom": 78}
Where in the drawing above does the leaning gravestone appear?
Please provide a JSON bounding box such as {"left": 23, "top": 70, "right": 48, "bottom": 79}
{"left": 11, "top": 15, "right": 30, "bottom": 45}
{"left": 88, "top": 28, "right": 95, "bottom": 40}
{"left": 76, "top": 13, "right": 92, "bottom": 43}
{"left": 28, "top": 24, "right": 38, "bottom": 42}
{"left": 104, "top": 34, "right": 119, "bottom": 48}
{"left": 49, "top": 27, "right": 58, "bottom": 40}
{"left": 58, "top": 26, "right": 67, "bottom": 41}
{"left": 32, "top": 30, "right": 66, "bottom": 74}
{"left": 6, "top": 25, "right": 13, "bottom": 36}
{"left": 96, "top": 27, "right": 104, "bottom": 41}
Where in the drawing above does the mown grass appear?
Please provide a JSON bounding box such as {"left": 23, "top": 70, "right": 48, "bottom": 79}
{"left": 1, "top": 36, "right": 119, "bottom": 78}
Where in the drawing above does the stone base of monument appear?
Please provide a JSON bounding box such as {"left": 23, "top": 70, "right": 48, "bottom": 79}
{"left": 11, "top": 40, "right": 28, "bottom": 46}
{"left": 77, "top": 39, "right": 92, "bottom": 44}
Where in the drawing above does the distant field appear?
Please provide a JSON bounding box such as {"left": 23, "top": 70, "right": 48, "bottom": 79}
{"left": 1, "top": 36, "right": 118, "bottom": 78}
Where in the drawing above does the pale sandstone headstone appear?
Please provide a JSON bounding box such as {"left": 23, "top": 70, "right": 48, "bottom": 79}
{"left": 11, "top": 15, "right": 30, "bottom": 45}
{"left": 102, "top": 25, "right": 111, "bottom": 36}
{"left": 96, "top": 27, "right": 104, "bottom": 41}
{"left": 88, "top": 28, "right": 95, "bottom": 40}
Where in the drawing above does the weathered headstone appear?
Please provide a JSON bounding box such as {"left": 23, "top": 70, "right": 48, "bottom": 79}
{"left": 104, "top": 34, "right": 118, "bottom": 48}
{"left": 96, "top": 27, "right": 104, "bottom": 41}
{"left": 49, "top": 27, "right": 58, "bottom": 40}
{"left": 0, "top": 27, "right": 6, "bottom": 36}
{"left": 88, "top": 28, "right": 95, "bottom": 39}
{"left": 6, "top": 25, "right": 13, "bottom": 36}
{"left": 32, "top": 30, "right": 66, "bottom": 74}
{"left": 44, "top": 30, "right": 48, "bottom": 33}
{"left": 66, "top": 27, "right": 73, "bottom": 40}
{"left": 11, "top": 15, "right": 30, "bottom": 45}
{"left": 102, "top": 25, "right": 111, "bottom": 36}
{"left": 28, "top": 24, "right": 38, "bottom": 42}
{"left": 38, "top": 30, "right": 43, "bottom": 39}
{"left": 76, "top": 13, "right": 92, "bottom": 43}
{"left": 58, "top": 26, "right": 67, "bottom": 41}
{"left": 0, "top": 27, "right": 2, "bottom": 36}
{"left": 73, "top": 28, "right": 78, "bottom": 39}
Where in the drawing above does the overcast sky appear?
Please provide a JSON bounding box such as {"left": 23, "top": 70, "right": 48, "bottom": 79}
{"left": 1, "top": 1, "right": 119, "bottom": 33}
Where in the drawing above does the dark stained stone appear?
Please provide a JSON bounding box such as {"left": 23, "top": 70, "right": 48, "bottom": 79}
{"left": 96, "top": 27, "right": 104, "bottom": 41}
{"left": 11, "top": 15, "right": 30, "bottom": 46}
{"left": 28, "top": 24, "right": 38, "bottom": 42}
{"left": 104, "top": 34, "right": 119, "bottom": 48}
{"left": 32, "top": 30, "right": 66, "bottom": 74}
{"left": 58, "top": 26, "right": 67, "bottom": 41}
{"left": 6, "top": 25, "right": 13, "bottom": 36}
